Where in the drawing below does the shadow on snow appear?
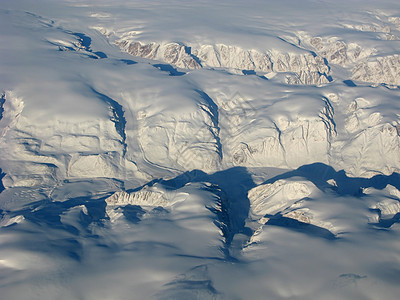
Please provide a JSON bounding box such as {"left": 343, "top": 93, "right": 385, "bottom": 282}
{"left": 1, "top": 163, "right": 399, "bottom": 261}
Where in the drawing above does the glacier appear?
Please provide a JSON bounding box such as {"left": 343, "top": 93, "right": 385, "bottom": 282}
{"left": 1, "top": 0, "right": 400, "bottom": 299}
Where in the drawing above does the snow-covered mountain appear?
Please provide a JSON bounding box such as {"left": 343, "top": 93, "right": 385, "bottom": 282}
{"left": 1, "top": 0, "right": 400, "bottom": 299}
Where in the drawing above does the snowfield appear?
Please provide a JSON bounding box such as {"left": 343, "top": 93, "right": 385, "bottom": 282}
{"left": 1, "top": 0, "right": 400, "bottom": 299}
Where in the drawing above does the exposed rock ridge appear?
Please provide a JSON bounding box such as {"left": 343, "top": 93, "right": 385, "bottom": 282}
{"left": 115, "top": 39, "right": 330, "bottom": 85}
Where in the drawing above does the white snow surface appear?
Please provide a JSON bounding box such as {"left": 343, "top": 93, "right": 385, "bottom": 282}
{"left": 1, "top": 0, "right": 400, "bottom": 299}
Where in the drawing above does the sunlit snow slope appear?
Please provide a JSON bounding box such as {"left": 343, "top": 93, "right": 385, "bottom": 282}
{"left": 1, "top": 0, "right": 400, "bottom": 299}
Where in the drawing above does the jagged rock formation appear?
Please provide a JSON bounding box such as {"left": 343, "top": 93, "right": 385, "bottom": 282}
{"left": 116, "top": 41, "right": 201, "bottom": 69}
{"left": 115, "top": 32, "right": 400, "bottom": 87}
{"left": 352, "top": 55, "right": 400, "bottom": 86}
{"left": 115, "top": 38, "right": 330, "bottom": 85}
{"left": 193, "top": 44, "right": 273, "bottom": 72}
{"left": 307, "top": 36, "right": 374, "bottom": 66}
{"left": 300, "top": 32, "right": 400, "bottom": 85}
{"left": 306, "top": 37, "right": 400, "bottom": 86}
{"left": 105, "top": 185, "right": 178, "bottom": 208}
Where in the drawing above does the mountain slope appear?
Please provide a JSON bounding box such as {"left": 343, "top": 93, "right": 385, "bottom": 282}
{"left": 1, "top": 1, "right": 400, "bottom": 299}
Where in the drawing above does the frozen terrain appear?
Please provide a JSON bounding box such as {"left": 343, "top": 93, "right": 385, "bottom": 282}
{"left": 1, "top": 0, "right": 400, "bottom": 299}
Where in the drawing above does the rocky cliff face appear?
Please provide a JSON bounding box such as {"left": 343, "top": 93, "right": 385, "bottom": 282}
{"left": 115, "top": 38, "right": 331, "bottom": 85}
{"left": 352, "top": 55, "right": 400, "bottom": 86}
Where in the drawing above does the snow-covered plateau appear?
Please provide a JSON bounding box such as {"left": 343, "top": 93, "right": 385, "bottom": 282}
{"left": 1, "top": 0, "right": 400, "bottom": 299}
